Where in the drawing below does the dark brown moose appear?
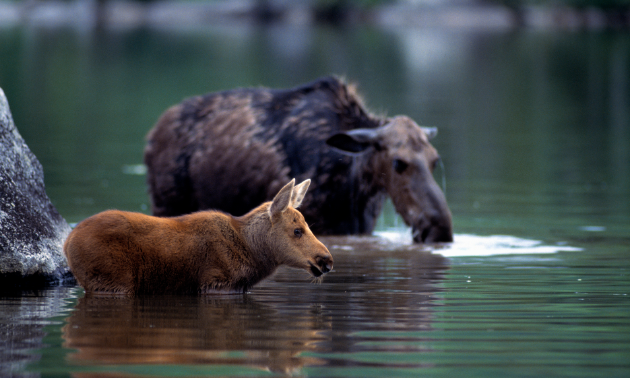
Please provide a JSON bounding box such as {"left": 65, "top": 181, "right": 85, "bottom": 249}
{"left": 144, "top": 76, "right": 453, "bottom": 243}
{"left": 64, "top": 179, "right": 332, "bottom": 295}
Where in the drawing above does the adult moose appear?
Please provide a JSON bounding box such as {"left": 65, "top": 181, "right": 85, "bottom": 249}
{"left": 144, "top": 77, "right": 453, "bottom": 243}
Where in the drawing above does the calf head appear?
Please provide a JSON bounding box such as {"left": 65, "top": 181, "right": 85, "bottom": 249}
{"left": 269, "top": 179, "right": 333, "bottom": 277}
{"left": 326, "top": 116, "right": 453, "bottom": 243}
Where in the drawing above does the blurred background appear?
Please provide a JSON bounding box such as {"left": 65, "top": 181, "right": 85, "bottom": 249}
{"left": 0, "top": 0, "right": 628, "bottom": 244}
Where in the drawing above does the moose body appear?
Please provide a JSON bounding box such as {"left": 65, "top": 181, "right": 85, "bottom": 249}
{"left": 64, "top": 179, "right": 332, "bottom": 295}
{"left": 145, "top": 76, "right": 453, "bottom": 243}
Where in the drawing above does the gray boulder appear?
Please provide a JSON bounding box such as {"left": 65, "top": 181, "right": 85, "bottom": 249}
{"left": 0, "top": 87, "right": 73, "bottom": 288}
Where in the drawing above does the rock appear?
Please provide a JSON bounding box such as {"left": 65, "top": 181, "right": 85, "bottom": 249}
{"left": 0, "top": 87, "right": 73, "bottom": 289}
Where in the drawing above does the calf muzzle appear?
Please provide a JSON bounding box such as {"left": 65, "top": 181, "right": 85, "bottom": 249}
{"left": 310, "top": 254, "right": 334, "bottom": 277}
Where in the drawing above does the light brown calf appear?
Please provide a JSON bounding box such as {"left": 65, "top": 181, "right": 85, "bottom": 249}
{"left": 63, "top": 179, "right": 332, "bottom": 295}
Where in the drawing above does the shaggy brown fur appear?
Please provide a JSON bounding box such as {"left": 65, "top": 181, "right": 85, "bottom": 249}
{"left": 145, "top": 76, "right": 452, "bottom": 243}
{"left": 64, "top": 179, "right": 332, "bottom": 295}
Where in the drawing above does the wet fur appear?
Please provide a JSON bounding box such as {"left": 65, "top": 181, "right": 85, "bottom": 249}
{"left": 64, "top": 180, "right": 332, "bottom": 296}
{"left": 145, "top": 76, "right": 452, "bottom": 241}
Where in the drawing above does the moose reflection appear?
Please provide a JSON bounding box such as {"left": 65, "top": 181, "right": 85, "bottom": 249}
{"left": 63, "top": 294, "right": 329, "bottom": 375}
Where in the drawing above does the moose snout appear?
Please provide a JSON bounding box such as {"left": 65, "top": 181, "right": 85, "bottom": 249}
{"left": 311, "top": 251, "right": 334, "bottom": 277}
{"left": 412, "top": 215, "right": 453, "bottom": 243}
{"left": 318, "top": 254, "right": 333, "bottom": 273}
{"left": 408, "top": 182, "right": 454, "bottom": 243}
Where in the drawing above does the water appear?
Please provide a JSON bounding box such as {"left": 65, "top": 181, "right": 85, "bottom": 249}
{"left": 3, "top": 239, "right": 628, "bottom": 377}
{"left": 1, "top": 21, "right": 629, "bottom": 378}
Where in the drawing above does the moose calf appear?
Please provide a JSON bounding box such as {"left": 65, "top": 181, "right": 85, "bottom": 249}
{"left": 63, "top": 179, "right": 332, "bottom": 295}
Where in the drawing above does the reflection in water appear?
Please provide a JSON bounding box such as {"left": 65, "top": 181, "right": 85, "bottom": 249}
{"left": 61, "top": 236, "right": 449, "bottom": 375}
{"left": 0, "top": 288, "right": 74, "bottom": 378}
{"left": 63, "top": 295, "right": 328, "bottom": 374}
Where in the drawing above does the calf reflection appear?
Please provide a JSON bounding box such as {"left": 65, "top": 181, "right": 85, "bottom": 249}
{"left": 63, "top": 294, "right": 328, "bottom": 375}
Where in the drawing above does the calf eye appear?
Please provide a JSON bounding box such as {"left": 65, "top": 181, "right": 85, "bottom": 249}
{"left": 393, "top": 159, "right": 409, "bottom": 174}
{"left": 294, "top": 228, "right": 303, "bottom": 238}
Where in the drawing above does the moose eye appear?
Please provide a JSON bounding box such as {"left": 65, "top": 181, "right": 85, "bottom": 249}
{"left": 393, "top": 159, "right": 409, "bottom": 174}
{"left": 294, "top": 228, "right": 303, "bottom": 238}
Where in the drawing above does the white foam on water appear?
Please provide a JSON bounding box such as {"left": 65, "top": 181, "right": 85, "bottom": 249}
{"left": 373, "top": 230, "right": 582, "bottom": 257}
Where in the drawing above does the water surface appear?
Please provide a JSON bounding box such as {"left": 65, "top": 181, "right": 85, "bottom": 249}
{"left": 3, "top": 234, "right": 628, "bottom": 377}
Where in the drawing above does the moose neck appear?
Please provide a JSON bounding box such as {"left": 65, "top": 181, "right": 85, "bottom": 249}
{"left": 236, "top": 203, "right": 279, "bottom": 270}
{"left": 349, "top": 150, "right": 388, "bottom": 233}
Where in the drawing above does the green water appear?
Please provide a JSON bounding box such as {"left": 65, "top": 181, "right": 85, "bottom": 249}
{"left": 1, "top": 23, "right": 629, "bottom": 378}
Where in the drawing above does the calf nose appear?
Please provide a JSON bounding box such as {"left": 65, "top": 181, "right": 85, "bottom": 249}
{"left": 317, "top": 253, "right": 334, "bottom": 273}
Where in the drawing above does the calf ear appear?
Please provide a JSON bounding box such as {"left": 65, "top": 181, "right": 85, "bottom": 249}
{"left": 421, "top": 127, "right": 438, "bottom": 140}
{"left": 326, "top": 129, "right": 379, "bottom": 155}
{"left": 291, "top": 179, "right": 311, "bottom": 209}
{"left": 270, "top": 179, "right": 295, "bottom": 219}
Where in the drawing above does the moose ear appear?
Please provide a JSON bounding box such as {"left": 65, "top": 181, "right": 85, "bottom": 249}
{"left": 326, "top": 129, "right": 379, "bottom": 155}
{"left": 269, "top": 179, "right": 295, "bottom": 219}
{"left": 421, "top": 127, "right": 438, "bottom": 140}
{"left": 291, "top": 179, "right": 311, "bottom": 209}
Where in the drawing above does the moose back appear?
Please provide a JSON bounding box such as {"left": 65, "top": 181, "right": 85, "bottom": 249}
{"left": 144, "top": 76, "right": 453, "bottom": 243}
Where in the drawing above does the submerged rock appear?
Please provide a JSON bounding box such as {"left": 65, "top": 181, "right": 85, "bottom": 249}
{"left": 0, "top": 87, "right": 73, "bottom": 288}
